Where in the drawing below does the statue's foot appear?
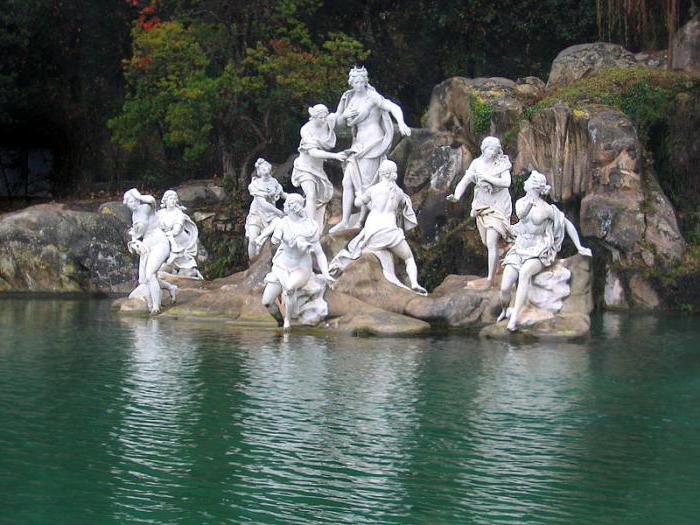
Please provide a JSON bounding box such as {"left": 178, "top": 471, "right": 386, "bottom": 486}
{"left": 283, "top": 319, "right": 291, "bottom": 331}
{"left": 506, "top": 319, "right": 518, "bottom": 332}
{"left": 169, "top": 285, "right": 178, "bottom": 303}
{"left": 466, "top": 278, "right": 493, "bottom": 290}
{"left": 328, "top": 221, "right": 350, "bottom": 234}
{"left": 150, "top": 306, "right": 161, "bottom": 314}
{"left": 496, "top": 309, "right": 507, "bottom": 323}
{"left": 412, "top": 284, "right": 428, "bottom": 296}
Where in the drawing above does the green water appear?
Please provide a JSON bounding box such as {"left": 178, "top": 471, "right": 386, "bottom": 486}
{"left": 0, "top": 299, "right": 699, "bottom": 524}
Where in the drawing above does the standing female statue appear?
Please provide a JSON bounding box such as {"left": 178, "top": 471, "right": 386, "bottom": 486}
{"left": 447, "top": 136, "right": 513, "bottom": 289}
{"left": 245, "top": 158, "right": 287, "bottom": 260}
{"left": 123, "top": 188, "right": 175, "bottom": 313}
{"left": 330, "top": 160, "right": 427, "bottom": 295}
{"left": 257, "top": 194, "right": 335, "bottom": 329}
{"left": 499, "top": 170, "right": 592, "bottom": 331}
{"left": 292, "top": 104, "right": 347, "bottom": 230}
{"left": 329, "top": 66, "right": 412, "bottom": 233}
{"left": 157, "top": 190, "right": 203, "bottom": 279}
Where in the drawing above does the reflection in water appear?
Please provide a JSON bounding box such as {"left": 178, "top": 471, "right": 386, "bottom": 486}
{"left": 1, "top": 300, "right": 700, "bottom": 524}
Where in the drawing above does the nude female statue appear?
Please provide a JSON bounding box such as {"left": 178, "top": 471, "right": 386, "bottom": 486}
{"left": 257, "top": 194, "right": 334, "bottom": 329}
{"left": 292, "top": 104, "right": 348, "bottom": 229}
{"left": 330, "top": 159, "right": 427, "bottom": 294}
{"left": 245, "top": 158, "right": 287, "bottom": 260}
{"left": 157, "top": 190, "right": 203, "bottom": 279}
{"left": 123, "top": 188, "right": 176, "bottom": 313}
{"left": 447, "top": 136, "right": 513, "bottom": 289}
{"left": 499, "top": 170, "right": 592, "bottom": 331}
{"left": 329, "top": 66, "right": 412, "bottom": 233}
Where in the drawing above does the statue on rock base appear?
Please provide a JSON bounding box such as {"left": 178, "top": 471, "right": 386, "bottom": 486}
{"left": 257, "top": 194, "right": 335, "bottom": 330}
{"left": 330, "top": 159, "right": 427, "bottom": 295}
{"left": 447, "top": 136, "right": 513, "bottom": 289}
{"left": 499, "top": 170, "right": 592, "bottom": 331}
{"left": 292, "top": 104, "right": 347, "bottom": 230}
{"left": 329, "top": 66, "right": 412, "bottom": 233}
{"left": 157, "top": 190, "right": 203, "bottom": 279}
{"left": 123, "top": 188, "right": 176, "bottom": 313}
{"left": 246, "top": 158, "right": 287, "bottom": 261}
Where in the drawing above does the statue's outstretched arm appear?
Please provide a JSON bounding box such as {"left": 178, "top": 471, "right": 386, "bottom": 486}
{"left": 564, "top": 218, "right": 592, "bottom": 256}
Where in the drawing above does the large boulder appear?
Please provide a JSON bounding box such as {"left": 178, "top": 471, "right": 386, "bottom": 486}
{"left": 0, "top": 203, "right": 134, "bottom": 293}
{"left": 421, "top": 76, "right": 533, "bottom": 154}
{"left": 515, "top": 103, "right": 685, "bottom": 274}
{"left": 173, "top": 179, "right": 227, "bottom": 208}
{"left": 547, "top": 43, "right": 637, "bottom": 89}
{"left": 672, "top": 13, "right": 700, "bottom": 72}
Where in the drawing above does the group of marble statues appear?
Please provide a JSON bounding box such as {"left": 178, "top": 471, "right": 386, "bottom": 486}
{"left": 123, "top": 188, "right": 203, "bottom": 313}
{"left": 122, "top": 65, "right": 592, "bottom": 332}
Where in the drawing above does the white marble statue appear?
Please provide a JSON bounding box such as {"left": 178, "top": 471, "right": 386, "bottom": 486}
{"left": 245, "top": 158, "right": 287, "bottom": 260}
{"left": 123, "top": 188, "right": 177, "bottom": 313}
{"left": 292, "top": 104, "right": 348, "bottom": 230}
{"left": 329, "top": 66, "right": 412, "bottom": 233}
{"left": 329, "top": 159, "right": 427, "bottom": 295}
{"left": 257, "top": 193, "right": 335, "bottom": 329}
{"left": 499, "top": 170, "right": 592, "bottom": 331}
{"left": 157, "top": 190, "right": 203, "bottom": 279}
{"left": 447, "top": 136, "right": 513, "bottom": 289}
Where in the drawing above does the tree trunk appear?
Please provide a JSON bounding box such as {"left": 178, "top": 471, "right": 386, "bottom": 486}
{"left": 221, "top": 142, "right": 238, "bottom": 187}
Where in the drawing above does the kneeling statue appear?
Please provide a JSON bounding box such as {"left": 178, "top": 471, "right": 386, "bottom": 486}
{"left": 257, "top": 194, "right": 335, "bottom": 329}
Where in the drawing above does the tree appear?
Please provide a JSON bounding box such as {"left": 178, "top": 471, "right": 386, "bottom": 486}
{"left": 109, "top": 0, "right": 367, "bottom": 187}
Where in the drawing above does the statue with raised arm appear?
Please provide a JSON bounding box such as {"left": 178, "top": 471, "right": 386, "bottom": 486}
{"left": 447, "top": 136, "right": 513, "bottom": 289}
{"left": 257, "top": 194, "right": 335, "bottom": 330}
{"left": 245, "top": 158, "right": 287, "bottom": 261}
{"left": 123, "top": 188, "right": 176, "bottom": 313}
{"left": 292, "top": 104, "right": 348, "bottom": 230}
{"left": 329, "top": 66, "right": 412, "bottom": 234}
{"left": 499, "top": 170, "right": 592, "bottom": 332}
{"left": 329, "top": 159, "right": 427, "bottom": 295}
{"left": 157, "top": 190, "right": 203, "bottom": 279}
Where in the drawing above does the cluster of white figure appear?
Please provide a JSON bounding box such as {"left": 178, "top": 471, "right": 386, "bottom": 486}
{"left": 122, "top": 188, "right": 203, "bottom": 313}
{"left": 123, "top": 65, "right": 592, "bottom": 332}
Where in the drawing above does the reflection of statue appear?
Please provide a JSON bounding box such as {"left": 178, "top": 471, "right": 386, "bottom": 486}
{"left": 157, "top": 190, "right": 203, "bottom": 279}
{"left": 329, "top": 66, "right": 411, "bottom": 233}
{"left": 447, "top": 136, "right": 513, "bottom": 289}
{"left": 499, "top": 170, "right": 592, "bottom": 331}
{"left": 257, "top": 194, "right": 334, "bottom": 329}
{"left": 292, "top": 104, "right": 348, "bottom": 230}
{"left": 330, "top": 160, "right": 427, "bottom": 295}
{"left": 123, "top": 189, "right": 176, "bottom": 313}
{"left": 245, "top": 158, "right": 286, "bottom": 260}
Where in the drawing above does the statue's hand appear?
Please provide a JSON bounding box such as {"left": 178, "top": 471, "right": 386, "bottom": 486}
{"left": 398, "top": 122, "right": 411, "bottom": 136}
{"left": 335, "top": 151, "right": 348, "bottom": 162}
{"left": 446, "top": 194, "right": 459, "bottom": 203}
{"left": 578, "top": 246, "right": 593, "bottom": 257}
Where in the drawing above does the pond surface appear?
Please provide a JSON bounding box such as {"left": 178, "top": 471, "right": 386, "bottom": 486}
{"left": 0, "top": 298, "right": 699, "bottom": 524}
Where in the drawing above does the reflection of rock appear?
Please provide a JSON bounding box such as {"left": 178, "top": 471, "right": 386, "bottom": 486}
{"left": 481, "top": 255, "right": 593, "bottom": 339}
{"left": 0, "top": 203, "right": 134, "bottom": 293}
{"left": 604, "top": 268, "right": 627, "bottom": 309}
{"left": 672, "top": 13, "right": 700, "bottom": 72}
{"left": 546, "top": 43, "right": 637, "bottom": 89}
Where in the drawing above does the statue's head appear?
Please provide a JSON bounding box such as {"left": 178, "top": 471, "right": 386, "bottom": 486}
{"left": 524, "top": 170, "right": 551, "bottom": 195}
{"left": 161, "top": 190, "right": 182, "bottom": 210}
{"left": 123, "top": 188, "right": 143, "bottom": 210}
{"left": 377, "top": 159, "right": 398, "bottom": 182}
{"left": 480, "top": 136, "right": 503, "bottom": 159}
{"left": 254, "top": 158, "right": 272, "bottom": 177}
{"left": 284, "top": 193, "right": 306, "bottom": 216}
{"left": 308, "top": 104, "right": 329, "bottom": 120}
{"left": 348, "top": 66, "right": 369, "bottom": 88}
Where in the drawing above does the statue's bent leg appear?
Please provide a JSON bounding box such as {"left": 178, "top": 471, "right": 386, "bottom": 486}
{"left": 392, "top": 241, "right": 427, "bottom": 294}
{"left": 507, "top": 259, "right": 544, "bottom": 331}
{"left": 262, "top": 282, "right": 284, "bottom": 326}
{"left": 330, "top": 171, "right": 355, "bottom": 233}
{"left": 498, "top": 265, "right": 519, "bottom": 322}
{"left": 300, "top": 181, "right": 317, "bottom": 225}
{"left": 247, "top": 225, "right": 261, "bottom": 260}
